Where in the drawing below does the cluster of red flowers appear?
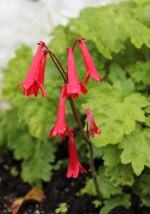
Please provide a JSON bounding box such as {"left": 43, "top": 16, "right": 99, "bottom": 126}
{"left": 17, "top": 38, "right": 102, "bottom": 178}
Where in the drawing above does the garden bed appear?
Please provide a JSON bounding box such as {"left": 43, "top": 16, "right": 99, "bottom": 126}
{"left": 1, "top": 152, "right": 150, "bottom": 214}
{"left": 0, "top": 152, "right": 99, "bottom": 214}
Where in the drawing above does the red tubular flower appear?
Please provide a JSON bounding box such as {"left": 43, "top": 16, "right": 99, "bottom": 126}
{"left": 67, "top": 135, "right": 87, "bottom": 178}
{"left": 86, "top": 108, "right": 101, "bottom": 138}
{"left": 17, "top": 41, "right": 47, "bottom": 97}
{"left": 50, "top": 86, "right": 73, "bottom": 139}
{"left": 63, "top": 47, "right": 87, "bottom": 99}
{"left": 77, "top": 38, "right": 103, "bottom": 84}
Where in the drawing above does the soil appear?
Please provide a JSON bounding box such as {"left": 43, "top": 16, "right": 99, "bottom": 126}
{"left": 1, "top": 153, "right": 150, "bottom": 214}
{"left": 0, "top": 152, "right": 100, "bottom": 214}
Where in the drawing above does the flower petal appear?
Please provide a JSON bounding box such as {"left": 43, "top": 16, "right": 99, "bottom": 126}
{"left": 86, "top": 108, "right": 101, "bottom": 137}
{"left": 67, "top": 135, "right": 87, "bottom": 178}
{"left": 77, "top": 38, "right": 103, "bottom": 84}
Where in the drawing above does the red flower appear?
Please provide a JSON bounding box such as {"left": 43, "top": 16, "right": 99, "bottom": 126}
{"left": 17, "top": 42, "right": 47, "bottom": 97}
{"left": 86, "top": 108, "right": 101, "bottom": 137}
{"left": 77, "top": 38, "right": 103, "bottom": 84}
{"left": 63, "top": 47, "right": 87, "bottom": 99}
{"left": 67, "top": 135, "right": 87, "bottom": 178}
{"left": 50, "top": 86, "right": 73, "bottom": 139}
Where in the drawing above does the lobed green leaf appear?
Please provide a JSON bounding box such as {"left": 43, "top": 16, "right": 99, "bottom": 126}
{"left": 119, "top": 125, "right": 150, "bottom": 175}
{"left": 100, "top": 194, "right": 131, "bottom": 214}
{"left": 82, "top": 81, "right": 149, "bottom": 147}
{"left": 21, "top": 141, "right": 56, "bottom": 186}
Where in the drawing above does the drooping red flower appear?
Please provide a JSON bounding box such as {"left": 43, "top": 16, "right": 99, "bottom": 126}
{"left": 67, "top": 135, "right": 87, "bottom": 178}
{"left": 17, "top": 42, "right": 47, "bottom": 97}
{"left": 86, "top": 108, "right": 101, "bottom": 138}
{"left": 63, "top": 47, "right": 87, "bottom": 99}
{"left": 77, "top": 38, "right": 103, "bottom": 84}
{"left": 50, "top": 86, "right": 73, "bottom": 139}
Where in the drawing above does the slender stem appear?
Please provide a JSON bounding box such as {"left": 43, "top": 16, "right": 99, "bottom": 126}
{"left": 89, "top": 142, "right": 103, "bottom": 201}
{"left": 44, "top": 44, "right": 67, "bottom": 83}
{"left": 68, "top": 95, "right": 103, "bottom": 200}
{"left": 72, "top": 37, "right": 85, "bottom": 51}
{"left": 72, "top": 40, "right": 78, "bottom": 51}
{"left": 48, "top": 51, "right": 67, "bottom": 84}
{"left": 68, "top": 95, "right": 90, "bottom": 144}
{"left": 49, "top": 51, "right": 66, "bottom": 76}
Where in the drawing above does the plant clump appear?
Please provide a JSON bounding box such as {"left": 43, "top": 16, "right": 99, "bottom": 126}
{"left": 0, "top": 0, "right": 150, "bottom": 213}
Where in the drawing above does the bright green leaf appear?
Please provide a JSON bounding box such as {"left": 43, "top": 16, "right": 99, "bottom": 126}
{"left": 145, "top": 116, "right": 150, "bottom": 127}
{"left": 21, "top": 141, "right": 56, "bottom": 186}
{"left": 127, "top": 61, "right": 150, "bottom": 86}
{"left": 105, "top": 163, "right": 134, "bottom": 187}
{"left": 119, "top": 125, "right": 150, "bottom": 175}
{"left": 102, "top": 145, "right": 121, "bottom": 167}
{"left": 18, "top": 98, "right": 56, "bottom": 141}
{"left": 108, "top": 63, "right": 126, "bottom": 83}
{"left": 100, "top": 194, "right": 131, "bottom": 214}
{"left": 82, "top": 81, "right": 148, "bottom": 146}
{"left": 71, "top": 5, "right": 127, "bottom": 58}
{"left": 85, "top": 167, "right": 122, "bottom": 199}
{"left": 98, "top": 168, "right": 122, "bottom": 198}
{"left": 123, "top": 18, "right": 150, "bottom": 48}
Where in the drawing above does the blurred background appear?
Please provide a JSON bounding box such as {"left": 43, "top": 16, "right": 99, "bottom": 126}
{"left": 0, "top": 0, "right": 120, "bottom": 71}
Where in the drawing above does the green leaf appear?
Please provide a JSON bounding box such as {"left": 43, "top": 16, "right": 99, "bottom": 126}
{"left": 2, "top": 45, "right": 33, "bottom": 104}
{"left": 123, "top": 18, "right": 150, "bottom": 48}
{"left": 18, "top": 98, "right": 56, "bottom": 141}
{"left": 92, "top": 144, "right": 104, "bottom": 159}
{"left": 55, "top": 202, "right": 68, "bottom": 214}
{"left": 134, "top": 171, "right": 150, "bottom": 195}
{"left": 85, "top": 167, "right": 122, "bottom": 199}
{"left": 100, "top": 194, "right": 131, "bottom": 214}
{"left": 103, "top": 145, "right": 134, "bottom": 186}
{"left": 145, "top": 106, "right": 150, "bottom": 113}
{"left": 9, "top": 133, "right": 35, "bottom": 161}
{"left": 133, "top": 170, "right": 150, "bottom": 207}
{"left": 93, "top": 200, "right": 102, "bottom": 208}
{"left": 99, "top": 168, "right": 122, "bottom": 198}
{"left": 1, "top": 108, "right": 34, "bottom": 160}
{"left": 127, "top": 61, "right": 150, "bottom": 86}
{"left": 134, "top": 5, "right": 150, "bottom": 26}
{"left": 140, "top": 195, "right": 150, "bottom": 207}
{"left": 102, "top": 145, "right": 121, "bottom": 167}
{"left": 145, "top": 116, "right": 150, "bottom": 127}
{"left": 132, "top": 0, "right": 150, "bottom": 7}
{"left": 82, "top": 81, "right": 148, "bottom": 146}
{"left": 70, "top": 4, "right": 127, "bottom": 58}
{"left": 21, "top": 141, "right": 56, "bottom": 186}
{"left": 105, "top": 163, "right": 134, "bottom": 187}
{"left": 49, "top": 25, "right": 78, "bottom": 56}
{"left": 119, "top": 124, "right": 150, "bottom": 175}
{"left": 108, "top": 63, "right": 126, "bottom": 83}
{"left": 102, "top": 145, "right": 134, "bottom": 186}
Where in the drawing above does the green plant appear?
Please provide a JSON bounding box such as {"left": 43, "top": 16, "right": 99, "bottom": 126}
{"left": 1, "top": 0, "right": 150, "bottom": 213}
{"left": 55, "top": 202, "right": 68, "bottom": 214}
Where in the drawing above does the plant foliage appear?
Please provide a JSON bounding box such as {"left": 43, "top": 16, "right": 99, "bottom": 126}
{"left": 0, "top": 0, "right": 150, "bottom": 213}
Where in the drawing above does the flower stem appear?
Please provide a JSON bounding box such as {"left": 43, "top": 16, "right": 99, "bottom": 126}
{"left": 68, "top": 95, "right": 103, "bottom": 201}
{"left": 88, "top": 142, "right": 103, "bottom": 201}
{"left": 48, "top": 51, "right": 67, "bottom": 84}
{"left": 68, "top": 96, "right": 90, "bottom": 144}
